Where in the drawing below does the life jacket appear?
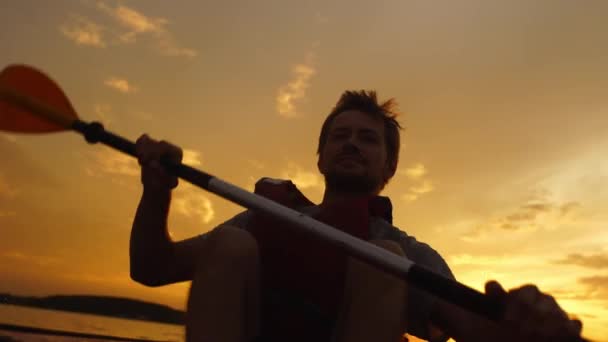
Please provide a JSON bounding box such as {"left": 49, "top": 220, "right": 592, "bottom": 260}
{"left": 248, "top": 177, "right": 393, "bottom": 341}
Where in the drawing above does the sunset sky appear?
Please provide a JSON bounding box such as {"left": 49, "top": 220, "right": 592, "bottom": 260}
{"left": 1, "top": 1, "right": 607, "bottom": 341}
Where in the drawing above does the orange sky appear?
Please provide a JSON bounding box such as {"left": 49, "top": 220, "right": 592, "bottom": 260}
{"left": 1, "top": 1, "right": 607, "bottom": 341}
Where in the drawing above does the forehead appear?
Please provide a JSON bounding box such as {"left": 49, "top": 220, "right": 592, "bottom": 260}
{"left": 330, "top": 110, "right": 384, "bottom": 134}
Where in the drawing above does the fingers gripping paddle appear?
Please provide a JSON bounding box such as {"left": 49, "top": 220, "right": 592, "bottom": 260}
{"left": 0, "top": 64, "right": 528, "bottom": 325}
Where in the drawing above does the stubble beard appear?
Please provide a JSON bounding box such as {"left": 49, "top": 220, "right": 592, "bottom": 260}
{"left": 324, "top": 170, "right": 379, "bottom": 196}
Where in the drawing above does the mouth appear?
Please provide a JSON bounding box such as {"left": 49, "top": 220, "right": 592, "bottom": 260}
{"left": 336, "top": 155, "right": 364, "bottom": 165}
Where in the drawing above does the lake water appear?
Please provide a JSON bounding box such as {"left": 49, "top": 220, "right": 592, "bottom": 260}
{"left": 0, "top": 304, "right": 184, "bottom": 341}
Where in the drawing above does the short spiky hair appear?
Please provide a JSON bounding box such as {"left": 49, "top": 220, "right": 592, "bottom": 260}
{"left": 317, "top": 90, "right": 404, "bottom": 189}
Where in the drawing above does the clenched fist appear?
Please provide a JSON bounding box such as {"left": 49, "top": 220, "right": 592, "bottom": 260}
{"left": 135, "top": 134, "right": 183, "bottom": 192}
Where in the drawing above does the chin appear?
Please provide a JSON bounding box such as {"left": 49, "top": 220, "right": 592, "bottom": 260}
{"left": 332, "top": 169, "right": 365, "bottom": 178}
{"left": 324, "top": 171, "right": 378, "bottom": 194}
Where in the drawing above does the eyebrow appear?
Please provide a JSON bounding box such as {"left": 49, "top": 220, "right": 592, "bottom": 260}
{"left": 360, "top": 128, "right": 380, "bottom": 136}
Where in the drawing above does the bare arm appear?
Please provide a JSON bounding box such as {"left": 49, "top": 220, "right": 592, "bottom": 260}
{"left": 129, "top": 134, "right": 202, "bottom": 286}
{"left": 130, "top": 188, "right": 203, "bottom": 286}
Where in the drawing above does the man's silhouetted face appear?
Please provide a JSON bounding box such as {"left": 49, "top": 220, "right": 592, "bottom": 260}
{"left": 318, "top": 110, "right": 393, "bottom": 195}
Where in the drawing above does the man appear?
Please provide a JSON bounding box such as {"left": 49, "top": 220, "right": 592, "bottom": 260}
{"left": 130, "top": 90, "right": 584, "bottom": 342}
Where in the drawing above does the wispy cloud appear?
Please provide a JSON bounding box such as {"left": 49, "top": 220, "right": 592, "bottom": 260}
{"left": 280, "top": 161, "right": 323, "bottom": 190}
{"left": 86, "top": 147, "right": 139, "bottom": 178}
{"left": 578, "top": 275, "right": 608, "bottom": 300}
{"left": 276, "top": 53, "right": 316, "bottom": 118}
{"left": 94, "top": 104, "right": 156, "bottom": 125}
{"left": 93, "top": 104, "right": 113, "bottom": 125}
{"left": 97, "top": 2, "right": 197, "bottom": 57}
{"left": 399, "top": 163, "right": 434, "bottom": 202}
{"left": 247, "top": 159, "right": 265, "bottom": 170}
{"left": 173, "top": 184, "right": 215, "bottom": 224}
{"left": 560, "top": 201, "right": 582, "bottom": 217}
{"left": 462, "top": 191, "right": 583, "bottom": 241}
{"left": 60, "top": 14, "right": 106, "bottom": 47}
{"left": 130, "top": 111, "right": 154, "bottom": 122}
{"left": 402, "top": 180, "right": 434, "bottom": 202}
{"left": 450, "top": 253, "right": 528, "bottom": 267}
{"left": 60, "top": 3, "right": 197, "bottom": 57}
{"left": 1, "top": 251, "right": 62, "bottom": 267}
{"left": 104, "top": 77, "right": 137, "bottom": 94}
{"left": 398, "top": 163, "right": 427, "bottom": 180}
{"left": 100, "top": 3, "right": 165, "bottom": 35}
{"left": 182, "top": 149, "right": 202, "bottom": 166}
{"left": 86, "top": 146, "right": 202, "bottom": 182}
{"left": 555, "top": 253, "right": 608, "bottom": 269}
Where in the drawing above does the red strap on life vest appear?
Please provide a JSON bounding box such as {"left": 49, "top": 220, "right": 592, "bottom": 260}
{"left": 248, "top": 178, "right": 392, "bottom": 340}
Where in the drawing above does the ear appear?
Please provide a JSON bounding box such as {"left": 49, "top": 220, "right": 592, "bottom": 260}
{"left": 317, "top": 154, "right": 324, "bottom": 174}
{"left": 384, "top": 158, "right": 398, "bottom": 182}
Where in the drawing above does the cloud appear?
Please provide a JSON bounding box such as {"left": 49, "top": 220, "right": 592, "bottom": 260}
{"left": 94, "top": 104, "right": 113, "bottom": 124}
{"left": 555, "top": 253, "right": 608, "bottom": 269}
{"left": 398, "top": 163, "right": 434, "bottom": 202}
{"left": 182, "top": 149, "right": 202, "bottom": 166}
{"left": 462, "top": 191, "right": 583, "bottom": 241}
{"left": 578, "top": 275, "right": 608, "bottom": 299}
{"left": 398, "top": 163, "right": 427, "bottom": 180}
{"left": 1, "top": 251, "right": 62, "bottom": 267}
{"left": 156, "top": 37, "right": 198, "bottom": 58}
{"left": 276, "top": 53, "right": 316, "bottom": 118}
{"left": 402, "top": 180, "right": 434, "bottom": 202}
{"left": 101, "top": 4, "right": 165, "bottom": 34}
{"left": 247, "top": 159, "right": 265, "bottom": 170}
{"left": 449, "top": 253, "right": 524, "bottom": 267}
{"left": 60, "top": 14, "right": 106, "bottom": 47}
{"left": 97, "top": 2, "right": 197, "bottom": 57}
{"left": 280, "top": 161, "right": 323, "bottom": 190}
{"left": 94, "top": 104, "right": 155, "bottom": 125}
{"left": 130, "top": 111, "right": 154, "bottom": 122}
{"left": 104, "top": 77, "right": 137, "bottom": 94}
{"left": 86, "top": 146, "right": 202, "bottom": 184}
{"left": 411, "top": 180, "right": 434, "bottom": 194}
{"left": 560, "top": 201, "right": 582, "bottom": 217}
{"left": 173, "top": 185, "right": 215, "bottom": 224}
{"left": 503, "top": 202, "right": 553, "bottom": 223}
{"left": 86, "top": 147, "right": 139, "bottom": 178}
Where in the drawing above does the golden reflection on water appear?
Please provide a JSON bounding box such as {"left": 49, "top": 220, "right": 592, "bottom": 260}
{"left": 0, "top": 304, "right": 183, "bottom": 341}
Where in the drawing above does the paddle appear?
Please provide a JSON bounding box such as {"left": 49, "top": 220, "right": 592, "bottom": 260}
{"left": 0, "top": 64, "right": 585, "bottom": 339}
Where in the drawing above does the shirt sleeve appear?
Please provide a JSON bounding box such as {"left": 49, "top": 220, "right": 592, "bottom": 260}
{"left": 218, "top": 210, "right": 253, "bottom": 229}
{"left": 400, "top": 236, "right": 455, "bottom": 342}
{"left": 195, "top": 210, "right": 253, "bottom": 240}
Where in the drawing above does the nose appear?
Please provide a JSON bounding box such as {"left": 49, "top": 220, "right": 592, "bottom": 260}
{"left": 341, "top": 140, "right": 359, "bottom": 153}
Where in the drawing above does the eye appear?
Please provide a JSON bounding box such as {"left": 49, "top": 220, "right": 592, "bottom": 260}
{"left": 330, "top": 132, "right": 348, "bottom": 140}
{"left": 361, "top": 134, "right": 379, "bottom": 143}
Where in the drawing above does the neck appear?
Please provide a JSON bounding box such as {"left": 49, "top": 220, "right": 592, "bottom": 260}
{"left": 320, "top": 187, "right": 377, "bottom": 209}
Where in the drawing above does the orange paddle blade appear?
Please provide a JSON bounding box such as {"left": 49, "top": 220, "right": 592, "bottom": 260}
{"left": 0, "top": 64, "right": 78, "bottom": 133}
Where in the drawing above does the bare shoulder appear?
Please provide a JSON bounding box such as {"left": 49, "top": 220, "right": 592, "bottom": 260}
{"left": 166, "top": 210, "right": 253, "bottom": 283}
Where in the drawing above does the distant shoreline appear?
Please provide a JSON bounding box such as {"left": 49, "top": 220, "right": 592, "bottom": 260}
{"left": 0, "top": 293, "right": 185, "bottom": 325}
{"left": 0, "top": 323, "right": 173, "bottom": 342}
